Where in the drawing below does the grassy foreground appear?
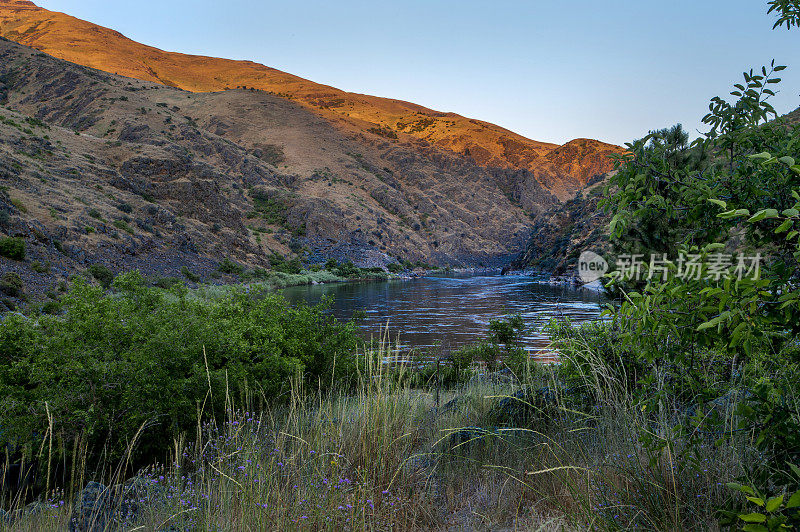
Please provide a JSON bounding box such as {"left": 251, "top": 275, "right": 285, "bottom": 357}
{"left": 1, "top": 333, "right": 756, "bottom": 531}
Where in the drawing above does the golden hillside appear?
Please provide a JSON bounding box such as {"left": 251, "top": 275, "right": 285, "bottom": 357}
{"left": 0, "top": 0, "right": 621, "bottom": 199}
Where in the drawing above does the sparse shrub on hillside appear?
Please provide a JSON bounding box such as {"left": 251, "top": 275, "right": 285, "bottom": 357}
{"left": 113, "top": 219, "right": 134, "bottom": 234}
{"left": 152, "top": 276, "right": 181, "bottom": 289}
{"left": 30, "top": 260, "right": 49, "bottom": 274}
{"left": 252, "top": 144, "right": 285, "bottom": 166}
{"left": 333, "top": 260, "right": 360, "bottom": 278}
{"left": 387, "top": 262, "right": 404, "bottom": 273}
{"left": 269, "top": 253, "right": 303, "bottom": 274}
{"left": 0, "top": 237, "right": 25, "bottom": 260}
{"left": 116, "top": 202, "right": 133, "bottom": 214}
{"left": 0, "top": 272, "right": 24, "bottom": 298}
{"left": 39, "top": 300, "right": 63, "bottom": 315}
{"left": 367, "top": 126, "right": 398, "bottom": 139}
{"left": 217, "top": 258, "right": 244, "bottom": 276}
{"left": 88, "top": 264, "right": 114, "bottom": 289}
{"left": 250, "top": 189, "right": 289, "bottom": 226}
{"left": 181, "top": 266, "right": 200, "bottom": 283}
{"left": 0, "top": 209, "right": 9, "bottom": 226}
{"left": 9, "top": 198, "right": 26, "bottom": 213}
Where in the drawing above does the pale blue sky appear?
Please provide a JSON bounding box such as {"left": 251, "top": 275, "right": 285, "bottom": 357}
{"left": 34, "top": 0, "right": 800, "bottom": 145}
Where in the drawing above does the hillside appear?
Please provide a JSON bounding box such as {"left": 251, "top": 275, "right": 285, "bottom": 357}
{"left": 511, "top": 176, "right": 612, "bottom": 276}
{"left": 0, "top": 35, "right": 561, "bottom": 300}
{"left": 0, "top": 0, "right": 622, "bottom": 201}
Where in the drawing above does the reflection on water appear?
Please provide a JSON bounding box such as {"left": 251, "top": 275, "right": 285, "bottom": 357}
{"left": 281, "top": 273, "right": 604, "bottom": 356}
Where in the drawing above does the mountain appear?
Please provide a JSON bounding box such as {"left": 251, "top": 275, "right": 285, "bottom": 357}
{"left": 0, "top": 0, "right": 621, "bottom": 201}
{"left": 0, "top": 1, "right": 624, "bottom": 301}
{"left": 0, "top": 35, "right": 547, "bottom": 296}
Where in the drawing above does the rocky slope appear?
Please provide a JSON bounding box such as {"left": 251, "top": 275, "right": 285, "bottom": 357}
{"left": 511, "top": 176, "right": 613, "bottom": 277}
{"left": 0, "top": 0, "right": 622, "bottom": 202}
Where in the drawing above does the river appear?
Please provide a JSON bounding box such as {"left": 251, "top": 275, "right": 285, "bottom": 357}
{"left": 281, "top": 272, "right": 604, "bottom": 358}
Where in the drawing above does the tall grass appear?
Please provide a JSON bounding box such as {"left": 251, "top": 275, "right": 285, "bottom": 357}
{"left": 2, "top": 330, "right": 752, "bottom": 530}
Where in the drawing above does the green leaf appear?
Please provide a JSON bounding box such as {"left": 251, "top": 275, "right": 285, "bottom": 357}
{"left": 719, "top": 209, "right": 751, "bottom": 220}
{"left": 739, "top": 513, "right": 767, "bottom": 523}
{"left": 775, "top": 220, "right": 793, "bottom": 233}
{"left": 748, "top": 209, "right": 780, "bottom": 222}
{"left": 782, "top": 208, "right": 799, "bottom": 217}
{"left": 786, "top": 491, "right": 800, "bottom": 509}
{"left": 747, "top": 496, "right": 766, "bottom": 507}
{"left": 728, "top": 482, "right": 756, "bottom": 495}
{"left": 779, "top": 156, "right": 796, "bottom": 166}
{"left": 708, "top": 199, "right": 728, "bottom": 209}
{"left": 741, "top": 525, "right": 768, "bottom": 532}
{"left": 765, "top": 495, "right": 783, "bottom": 513}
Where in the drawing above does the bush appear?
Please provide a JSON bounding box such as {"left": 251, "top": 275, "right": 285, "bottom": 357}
{"left": 0, "top": 272, "right": 360, "bottom": 471}
{"left": 40, "top": 300, "right": 62, "bottom": 315}
{"left": 217, "top": 258, "right": 243, "bottom": 276}
{"left": 0, "top": 237, "right": 25, "bottom": 260}
{"left": 0, "top": 272, "right": 24, "bottom": 297}
{"left": 269, "top": 254, "right": 303, "bottom": 275}
{"left": 152, "top": 276, "right": 181, "bottom": 289}
{"left": 333, "top": 260, "right": 360, "bottom": 278}
{"left": 113, "top": 219, "right": 134, "bottom": 234}
{"left": 30, "top": 260, "right": 49, "bottom": 273}
{"left": 387, "top": 262, "right": 404, "bottom": 273}
{"left": 181, "top": 266, "right": 201, "bottom": 283}
{"left": 88, "top": 264, "right": 114, "bottom": 288}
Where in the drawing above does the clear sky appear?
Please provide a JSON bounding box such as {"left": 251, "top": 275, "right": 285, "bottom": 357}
{"left": 33, "top": 0, "right": 800, "bottom": 146}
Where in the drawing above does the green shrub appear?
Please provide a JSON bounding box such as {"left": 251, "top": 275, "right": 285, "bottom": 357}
{"left": 269, "top": 254, "right": 302, "bottom": 274}
{"left": 181, "top": 266, "right": 201, "bottom": 283}
{"left": 250, "top": 189, "right": 288, "bottom": 226}
{"left": 10, "top": 198, "right": 27, "bottom": 213}
{"left": 0, "top": 209, "right": 8, "bottom": 226}
{"left": 152, "top": 276, "right": 181, "bottom": 289}
{"left": 113, "top": 219, "right": 134, "bottom": 234}
{"left": 217, "top": 258, "right": 243, "bottom": 276}
{"left": 30, "top": 260, "right": 49, "bottom": 273}
{"left": 333, "top": 260, "right": 360, "bottom": 278}
{"left": 87, "top": 264, "right": 114, "bottom": 288}
{"left": 387, "top": 262, "right": 404, "bottom": 273}
{"left": 0, "top": 272, "right": 360, "bottom": 471}
{"left": 0, "top": 237, "right": 25, "bottom": 260}
{"left": 0, "top": 272, "right": 24, "bottom": 297}
{"left": 39, "top": 300, "right": 63, "bottom": 315}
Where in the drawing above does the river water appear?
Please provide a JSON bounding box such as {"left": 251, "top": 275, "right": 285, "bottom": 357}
{"left": 281, "top": 273, "right": 605, "bottom": 358}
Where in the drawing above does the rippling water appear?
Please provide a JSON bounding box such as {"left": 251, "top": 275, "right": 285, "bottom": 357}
{"left": 281, "top": 272, "right": 605, "bottom": 356}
